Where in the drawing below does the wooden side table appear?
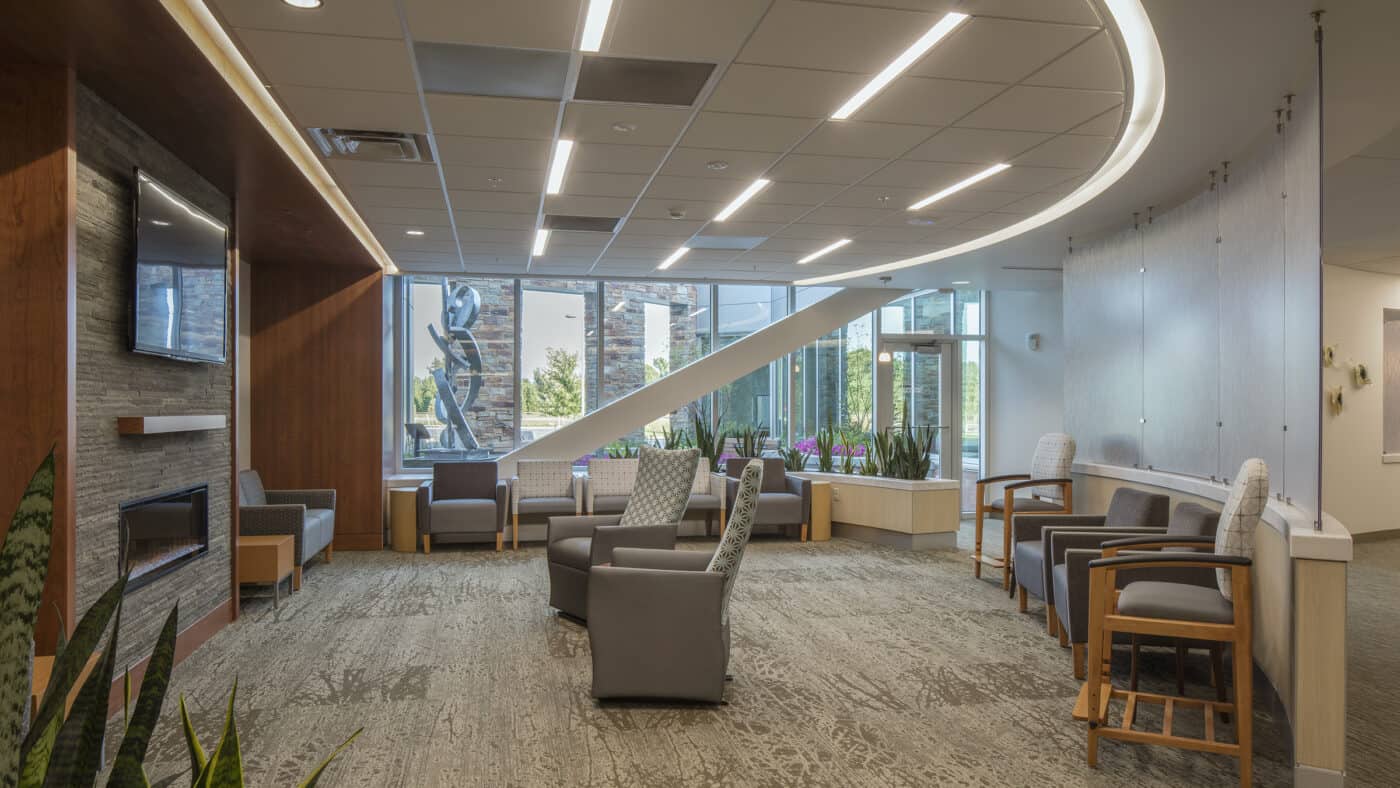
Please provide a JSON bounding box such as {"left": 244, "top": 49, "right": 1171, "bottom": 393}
{"left": 389, "top": 486, "right": 420, "bottom": 553}
{"left": 239, "top": 534, "right": 294, "bottom": 607}
{"left": 809, "top": 481, "right": 832, "bottom": 542}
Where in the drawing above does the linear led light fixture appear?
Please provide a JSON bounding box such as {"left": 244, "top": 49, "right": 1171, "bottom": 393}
{"left": 831, "top": 12, "right": 969, "bottom": 120}
{"left": 658, "top": 247, "right": 690, "bottom": 270}
{"left": 797, "top": 0, "right": 1165, "bottom": 286}
{"left": 532, "top": 229, "right": 551, "bottom": 257}
{"left": 714, "top": 179, "right": 770, "bottom": 222}
{"left": 580, "top": 0, "right": 614, "bottom": 52}
{"left": 546, "top": 139, "right": 575, "bottom": 195}
{"left": 908, "top": 164, "right": 1010, "bottom": 211}
{"left": 798, "top": 238, "right": 852, "bottom": 264}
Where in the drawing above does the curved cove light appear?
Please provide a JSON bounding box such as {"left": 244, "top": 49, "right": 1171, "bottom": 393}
{"left": 797, "top": 0, "right": 1165, "bottom": 286}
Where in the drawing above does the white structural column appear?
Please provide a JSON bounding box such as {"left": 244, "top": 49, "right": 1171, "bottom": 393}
{"left": 501, "top": 287, "right": 907, "bottom": 474}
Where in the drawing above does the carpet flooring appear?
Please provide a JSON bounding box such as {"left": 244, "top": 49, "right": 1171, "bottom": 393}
{"left": 118, "top": 533, "right": 1304, "bottom": 787}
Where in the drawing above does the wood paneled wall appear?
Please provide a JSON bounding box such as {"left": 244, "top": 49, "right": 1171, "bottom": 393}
{"left": 0, "top": 65, "right": 77, "bottom": 654}
{"left": 250, "top": 265, "right": 384, "bottom": 550}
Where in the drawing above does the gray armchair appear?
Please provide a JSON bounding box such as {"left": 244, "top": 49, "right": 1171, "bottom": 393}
{"left": 587, "top": 459, "right": 763, "bottom": 702}
{"left": 725, "top": 458, "right": 810, "bottom": 541}
{"left": 1052, "top": 502, "right": 1220, "bottom": 678}
{"left": 684, "top": 465, "right": 726, "bottom": 537}
{"left": 1011, "top": 487, "right": 1169, "bottom": 624}
{"left": 416, "top": 461, "right": 508, "bottom": 553}
{"left": 546, "top": 447, "right": 700, "bottom": 620}
{"left": 237, "top": 470, "right": 335, "bottom": 591}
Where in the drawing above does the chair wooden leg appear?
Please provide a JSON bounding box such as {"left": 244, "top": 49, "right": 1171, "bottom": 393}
{"left": 421, "top": 535, "right": 430, "bottom": 555}
{"left": 1072, "top": 643, "right": 1085, "bottom": 680}
{"left": 1129, "top": 636, "right": 1140, "bottom": 692}
{"left": 495, "top": 532, "right": 503, "bottom": 552}
{"left": 324, "top": 543, "right": 333, "bottom": 562}
{"left": 800, "top": 522, "right": 808, "bottom": 542}
{"left": 719, "top": 509, "right": 726, "bottom": 536}
{"left": 1211, "top": 644, "right": 1231, "bottom": 723}
{"left": 292, "top": 566, "right": 302, "bottom": 592}
{"left": 1233, "top": 642, "right": 1253, "bottom": 787}
{"left": 1047, "top": 603, "right": 1058, "bottom": 637}
{"left": 512, "top": 513, "right": 519, "bottom": 551}
{"left": 1175, "top": 642, "right": 1188, "bottom": 696}
{"left": 973, "top": 500, "right": 984, "bottom": 578}
{"left": 1018, "top": 585, "right": 1028, "bottom": 612}
{"left": 1058, "top": 624, "right": 1069, "bottom": 648}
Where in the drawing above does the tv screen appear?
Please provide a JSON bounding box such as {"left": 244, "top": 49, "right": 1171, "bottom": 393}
{"left": 131, "top": 170, "right": 228, "bottom": 364}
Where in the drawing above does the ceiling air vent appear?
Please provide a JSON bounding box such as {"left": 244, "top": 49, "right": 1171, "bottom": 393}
{"left": 543, "top": 215, "right": 620, "bottom": 233}
{"left": 574, "top": 55, "right": 715, "bottom": 106}
{"left": 307, "top": 128, "right": 435, "bottom": 163}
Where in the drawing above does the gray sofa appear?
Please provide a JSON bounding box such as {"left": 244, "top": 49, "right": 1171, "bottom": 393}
{"left": 724, "top": 457, "right": 810, "bottom": 541}
{"left": 416, "top": 461, "right": 508, "bottom": 552}
{"left": 237, "top": 470, "right": 335, "bottom": 591}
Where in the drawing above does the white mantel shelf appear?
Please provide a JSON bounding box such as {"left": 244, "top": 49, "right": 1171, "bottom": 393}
{"left": 116, "top": 415, "right": 227, "bottom": 435}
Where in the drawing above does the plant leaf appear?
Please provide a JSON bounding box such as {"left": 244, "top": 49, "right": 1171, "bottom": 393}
{"left": 108, "top": 605, "right": 180, "bottom": 787}
{"left": 0, "top": 451, "right": 56, "bottom": 780}
{"left": 24, "top": 577, "right": 126, "bottom": 756}
{"left": 179, "top": 695, "right": 207, "bottom": 784}
{"left": 17, "top": 714, "right": 61, "bottom": 788}
{"left": 297, "top": 728, "right": 362, "bottom": 788}
{"left": 202, "top": 681, "right": 244, "bottom": 788}
{"left": 43, "top": 593, "right": 123, "bottom": 787}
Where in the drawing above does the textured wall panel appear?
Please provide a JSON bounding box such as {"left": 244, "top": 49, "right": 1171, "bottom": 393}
{"left": 1219, "top": 139, "right": 1286, "bottom": 493}
{"left": 1065, "top": 227, "right": 1142, "bottom": 467}
{"left": 1283, "top": 80, "right": 1321, "bottom": 515}
{"left": 1142, "top": 190, "right": 1221, "bottom": 476}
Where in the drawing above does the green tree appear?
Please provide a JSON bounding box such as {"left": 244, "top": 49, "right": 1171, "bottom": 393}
{"left": 644, "top": 356, "right": 670, "bottom": 384}
{"left": 845, "top": 346, "right": 872, "bottom": 431}
{"left": 525, "top": 347, "right": 584, "bottom": 417}
{"left": 412, "top": 375, "right": 436, "bottom": 414}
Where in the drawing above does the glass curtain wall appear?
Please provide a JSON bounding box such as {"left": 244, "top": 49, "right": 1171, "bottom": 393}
{"left": 716, "top": 285, "right": 788, "bottom": 440}
{"left": 518, "top": 279, "right": 599, "bottom": 446}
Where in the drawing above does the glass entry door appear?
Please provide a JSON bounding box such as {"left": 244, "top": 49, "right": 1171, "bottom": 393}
{"left": 876, "top": 336, "right": 958, "bottom": 482}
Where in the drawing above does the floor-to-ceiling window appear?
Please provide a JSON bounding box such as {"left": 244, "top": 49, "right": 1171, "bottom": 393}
{"left": 518, "top": 280, "right": 598, "bottom": 446}
{"left": 716, "top": 285, "right": 788, "bottom": 440}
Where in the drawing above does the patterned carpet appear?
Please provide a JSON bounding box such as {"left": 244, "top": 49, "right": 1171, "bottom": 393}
{"left": 1346, "top": 537, "right": 1400, "bottom": 788}
{"left": 114, "top": 531, "right": 1304, "bottom": 787}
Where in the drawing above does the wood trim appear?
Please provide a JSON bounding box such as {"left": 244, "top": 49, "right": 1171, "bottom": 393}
{"left": 0, "top": 64, "right": 77, "bottom": 655}
{"left": 1293, "top": 558, "right": 1346, "bottom": 772}
{"left": 106, "top": 597, "right": 233, "bottom": 717}
{"left": 230, "top": 203, "right": 240, "bottom": 620}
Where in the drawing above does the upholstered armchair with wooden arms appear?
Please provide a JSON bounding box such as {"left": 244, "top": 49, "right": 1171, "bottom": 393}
{"left": 237, "top": 470, "right": 335, "bottom": 591}
{"left": 973, "top": 433, "right": 1076, "bottom": 589}
{"left": 416, "top": 460, "right": 509, "bottom": 553}
{"left": 1080, "top": 459, "right": 1268, "bottom": 788}
{"left": 725, "top": 457, "right": 810, "bottom": 541}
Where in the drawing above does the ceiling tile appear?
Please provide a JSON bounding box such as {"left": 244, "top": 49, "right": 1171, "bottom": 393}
{"left": 957, "top": 212, "right": 1025, "bottom": 231}
{"left": 606, "top": 0, "right": 771, "bottom": 62}
{"left": 372, "top": 222, "right": 458, "bottom": 245}
{"left": 773, "top": 225, "right": 865, "bottom": 240}
{"left": 442, "top": 166, "right": 544, "bottom": 193}
{"left": 706, "top": 64, "right": 865, "bottom": 119}
{"left": 562, "top": 102, "right": 690, "bottom": 146}
{"left": 918, "top": 188, "right": 1026, "bottom": 212}
{"left": 982, "top": 165, "right": 1081, "bottom": 192}
{"left": 754, "top": 180, "right": 846, "bottom": 206}
{"left": 236, "top": 29, "right": 416, "bottom": 93}
{"left": 644, "top": 176, "right": 749, "bottom": 203}
{"left": 1024, "top": 30, "right": 1124, "bottom": 91}
{"left": 1014, "top": 134, "right": 1113, "bottom": 169}
{"left": 1069, "top": 106, "right": 1124, "bottom": 136}
{"left": 1042, "top": 173, "right": 1089, "bottom": 195}
{"left": 769, "top": 154, "right": 885, "bottom": 185}
{"left": 904, "top": 127, "right": 1051, "bottom": 163}
{"left": 911, "top": 18, "right": 1096, "bottom": 84}
{"left": 956, "top": 85, "right": 1123, "bottom": 133}
{"left": 215, "top": 0, "right": 403, "bottom": 37}
{"left": 701, "top": 221, "right": 787, "bottom": 237}
{"left": 660, "top": 148, "right": 779, "bottom": 180}
{"left": 362, "top": 206, "right": 452, "bottom": 227}
{"left": 449, "top": 190, "right": 539, "bottom": 213}
{"left": 402, "top": 0, "right": 581, "bottom": 50}
{"left": 826, "top": 185, "right": 927, "bottom": 209}
{"left": 851, "top": 225, "right": 934, "bottom": 243}
{"left": 737, "top": 1, "right": 940, "bottom": 73}
{"left": 454, "top": 210, "right": 538, "bottom": 230}
{"left": 544, "top": 195, "right": 635, "bottom": 217}
{"left": 864, "top": 159, "right": 984, "bottom": 188}
{"left": 857, "top": 77, "right": 1003, "bottom": 126}
{"left": 426, "top": 94, "right": 559, "bottom": 139}
{"left": 330, "top": 159, "right": 442, "bottom": 189}
{"left": 561, "top": 172, "right": 650, "bottom": 198}
{"left": 453, "top": 228, "right": 532, "bottom": 245}
{"left": 618, "top": 218, "right": 706, "bottom": 237}
{"left": 434, "top": 135, "right": 551, "bottom": 168}
{"left": 999, "top": 191, "right": 1067, "bottom": 214}
{"left": 965, "top": 0, "right": 1102, "bottom": 25}
{"left": 798, "top": 205, "right": 897, "bottom": 226}
{"left": 571, "top": 143, "right": 671, "bottom": 175}
{"left": 351, "top": 186, "right": 447, "bottom": 210}
{"left": 795, "top": 121, "right": 935, "bottom": 159}
{"left": 458, "top": 242, "right": 531, "bottom": 257}
{"left": 682, "top": 112, "right": 816, "bottom": 153}
{"left": 276, "top": 86, "right": 426, "bottom": 133}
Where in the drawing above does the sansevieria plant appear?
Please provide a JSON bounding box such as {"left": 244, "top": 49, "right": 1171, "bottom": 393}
{"left": 1, "top": 451, "right": 360, "bottom": 787}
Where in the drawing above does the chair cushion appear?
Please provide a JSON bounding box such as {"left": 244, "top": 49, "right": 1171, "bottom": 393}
{"left": 591, "top": 495, "right": 629, "bottom": 513}
{"left": 726, "top": 457, "right": 787, "bottom": 493}
{"left": 1214, "top": 458, "right": 1269, "bottom": 600}
{"left": 434, "top": 461, "right": 498, "bottom": 501}
{"left": 1013, "top": 540, "right": 1045, "bottom": 600}
{"left": 1118, "top": 581, "right": 1234, "bottom": 624}
{"left": 548, "top": 536, "right": 592, "bottom": 571}
{"left": 304, "top": 509, "right": 335, "bottom": 556}
{"left": 753, "top": 491, "right": 802, "bottom": 525}
{"left": 1167, "top": 502, "right": 1222, "bottom": 537}
{"left": 686, "top": 493, "right": 720, "bottom": 511}
{"left": 428, "top": 499, "right": 497, "bottom": 534}
{"left": 985, "top": 497, "right": 1062, "bottom": 516}
{"left": 1103, "top": 488, "right": 1170, "bottom": 528}
{"left": 618, "top": 446, "right": 700, "bottom": 526}
{"left": 691, "top": 465, "right": 712, "bottom": 494}
{"left": 238, "top": 470, "right": 266, "bottom": 507}
{"left": 587, "top": 458, "right": 638, "bottom": 497}
{"left": 516, "top": 460, "right": 574, "bottom": 498}
{"left": 518, "top": 497, "right": 577, "bottom": 515}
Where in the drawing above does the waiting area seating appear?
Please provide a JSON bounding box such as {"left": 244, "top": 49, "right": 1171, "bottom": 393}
{"left": 584, "top": 456, "right": 637, "bottom": 514}
{"left": 724, "top": 457, "right": 810, "bottom": 541}
{"left": 974, "top": 433, "right": 1076, "bottom": 589}
{"left": 685, "top": 463, "right": 726, "bottom": 537}
{"left": 511, "top": 459, "right": 582, "bottom": 550}
{"left": 416, "top": 460, "right": 508, "bottom": 552}
{"left": 237, "top": 469, "right": 335, "bottom": 590}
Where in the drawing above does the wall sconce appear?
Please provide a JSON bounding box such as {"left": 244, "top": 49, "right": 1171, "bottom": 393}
{"left": 877, "top": 350, "right": 892, "bottom": 363}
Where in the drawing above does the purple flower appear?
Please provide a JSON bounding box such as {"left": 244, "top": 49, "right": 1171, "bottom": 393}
{"left": 718, "top": 452, "right": 738, "bottom": 463}
{"left": 793, "top": 437, "right": 818, "bottom": 453}
{"left": 832, "top": 443, "right": 866, "bottom": 457}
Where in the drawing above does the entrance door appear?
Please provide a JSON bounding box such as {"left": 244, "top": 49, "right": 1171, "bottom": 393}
{"left": 876, "top": 336, "right": 957, "bottom": 482}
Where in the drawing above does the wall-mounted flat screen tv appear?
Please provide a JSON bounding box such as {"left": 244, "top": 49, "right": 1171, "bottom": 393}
{"left": 130, "top": 169, "right": 228, "bottom": 364}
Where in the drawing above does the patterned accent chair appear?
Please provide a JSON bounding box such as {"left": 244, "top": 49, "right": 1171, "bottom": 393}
{"left": 587, "top": 459, "right": 763, "bottom": 702}
{"left": 585, "top": 457, "right": 638, "bottom": 514}
{"left": 724, "top": 457, "right": 811, "bottom": 541}
{"left": 684, "top": 464, "right": 727, "bottom": 537}
{"left": 510, "top": 459, "right": 582, "bottom": 550}
{"left": 545, "top": 446, "right": 701, "bottom": 620}
{"left": 416, "top": 461, "right": 508, "bottom": 553}
{"left": 973, "top": 433, "right": 1076, "bottom": 589}
{"left": 1081, "top": 459, "right": 1268, "bottom": 787}
{"left": 237, "top": 470, "right": 335, "bottom": 591}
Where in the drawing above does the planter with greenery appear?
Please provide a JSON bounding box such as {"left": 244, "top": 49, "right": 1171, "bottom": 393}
{"left": 779, "top": 445, "right": 810, "bottom": 472}
{"left": 690, "top": 407, "right": 727, "bottom": 473}
{"left": 731, "top": 424, "right": 769, "bottom": 458}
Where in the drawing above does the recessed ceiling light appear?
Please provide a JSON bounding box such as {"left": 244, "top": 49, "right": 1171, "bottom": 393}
{"left": 798, "top": 238, "right": 852, "bottom": 264}
{"left": 580, "top": 0, "right": 615, "bottom": 52}
{"left": 532, "top": 228, "right": 551, "bottom": 257}
{"left": 405, "top": 229, "right": 425, "bottom": 236}
{"left": 908, "top": 163, "right": 1011, "bottom": 211}
{"left": 486, "top": 177, "right": 503, "bottom": 187}
{"left": 610, "top": 300, "right": 626, "bottom": 312}
{"left": 658, "top": 247, "right": 690, "bottom": 270}
{"left": 545, "top": 139, "right": 574, "bottom": 195}
{"left": 706, "top": 160, "right": 729, "bottom": 171}
{"left": 714, "top": 179, "right": 770, "bottom": 222}
{"left": 906, "top": 217, "right": 936, "bottom": 227}
{"left": 611, "top": 121, "right": 636, "bottom": 134}
{"left": 951, "top": 280, "right": 970, "bottom": 285}
{"left": 831, "top": 12, "right": 968, "bottom": 120}
{"left": 281, "top": 0, "right": 323, "bottom": 8}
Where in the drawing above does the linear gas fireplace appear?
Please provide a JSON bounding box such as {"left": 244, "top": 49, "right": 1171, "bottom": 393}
{"left": 119, "top": 484, "right": 210, "bottom": 591}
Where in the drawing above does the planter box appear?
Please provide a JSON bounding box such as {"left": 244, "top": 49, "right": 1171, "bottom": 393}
{"left": 792, "top": 471, "right": 961, "bottom": 539}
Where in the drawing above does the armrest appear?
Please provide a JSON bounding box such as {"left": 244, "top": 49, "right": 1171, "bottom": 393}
{"left": 785, "top": 475, "right": 811, "bottom": 524}
{"left": 1012, "top": 514, "right": 1106, "bottom": 545}
{"left": 1089, "top": 552, "right": 1250, "bottom": 571}
{"left": 266, "top": 489, "right": 336, "bottom": 510}
{"left": 976, "top": 474, "right": 1031, "bottom": 486}
{"left": 573, "top": 474, "right": 584, "bottom": 514}
{"left": 510, "top": 476, "right": 520, "bottom": 515}
{"left": 546, "top": 514, "right": 622, "bottom": 544}
{"left": 591, "top": 524, "right": 678, "bottom": 566}
{"left": 417, "top": 481, "right": 433, "bottom": 536}
{"left": 1002, "top": 478, "right": 1072, "bottom": 492}
{"left": 1047, "top": 528, "right": 1167, "bottom": 567}
{"left": 494, "top": 480, "right": 509, "bottom": 532}
{"left": 584, "top": 476, "right": 595, "bottom": 513}
{"left": 239, "top": 504, "right": 307, "bottom": 562}
{"left": 1101, "top": 535, "right": 1216, "bottom": 556}
{"left": 709, "top": 473, "right": 727, "bottom": 509}
{"left": 612, "top": 547, "right": 713, "bottom": 572}
{"left": 726, "top": 476, "right": 738, "bottom": 505}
